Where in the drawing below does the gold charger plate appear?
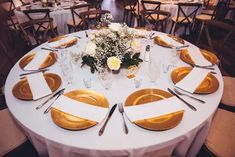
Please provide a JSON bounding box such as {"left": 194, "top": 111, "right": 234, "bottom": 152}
{"left": 51, "top": 89, "right": 109, "bottom": 130}
{"left": 180, "top": 49, "right": 218, "bottom": 65}
{"left": 125, "top": 89, "right": 184, "bottom": 131}
{"left": 12, "top": 73, "right": 61, "bottom": 100}
{"left": 171, "top": 67, "right": 219, "bottom": 94}
{"left": 154, "top": 36, "right": 172, "bottom": 48}
{"left": 48, "top": 35, "right": 78, "bottom": 48}
{"left": 19, "top": 52, "right": 56, "bottom": 70}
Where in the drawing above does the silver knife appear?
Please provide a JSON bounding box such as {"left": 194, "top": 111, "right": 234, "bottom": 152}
{"left": 36, "top": 88, "right": 65, "bottom": 110}
{"left": 44, "top": 89, "right": 65, "bottom": 114}
{"left": 167, "top": 88, "right": 197, "bottom": 111}
{"left": 99, "top": 104, "right": 117, "bottom": 136}
{"left": 193, "top": 65, "right": 215, "bottom": 70}
{"left": 20, "top": 69, "right": 49, "bottom": 77}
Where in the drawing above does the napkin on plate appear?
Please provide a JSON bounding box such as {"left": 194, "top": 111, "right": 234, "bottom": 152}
{"left": 175, "top": 67, "right": 210, "bottom": 93}
{"left": 24, "top": 51, "right": 50, "bottom": 71}
{"left": 187, "top": 47, "right": 212, "bottom": 66}
{"left": 124, "top": 97, "right": 184, "bottom": 122}
{"left": 47, "top": 36, "right": 76, "bottom": 48}
{"left": 158, "top": 34, "right": 183, "bottom": 47}
{"left": 26, "top": 72, "right": 52, "bottom": 100}
{"left": 52, "top": 95, "right": 109, "bottom": 123}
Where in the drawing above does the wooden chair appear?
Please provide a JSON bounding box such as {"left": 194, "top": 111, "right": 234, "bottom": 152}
{"left": 84, "top": 0, "right": 103, "bottom": 10}
{"left": 141, "top": 10, "right": 171, "bottom": 32}
{"left": 198, "top": 76, "right": 235, "bottom": 157}
{"left": 196, "top": 1, "right": 230, "bottom": 45}
{"left": 80, "top": 10, "right": 111, "bottom": 29}
{"left": 23, "top": 9, "right": 58, "bottom": 35}
{"left": 18, "top": 18, "right": 57, "bottom": 49}
{"left": 200, "top": 19, "right": 235, "bottom": 54}
{"left": 67, "top": 4, "right": 90, "bottom": 33}
{"left": 122, "top": 0, "right": 140, "bottom": 26}
{"left": 170, "top": 2, "right": 202, "bottom": 35}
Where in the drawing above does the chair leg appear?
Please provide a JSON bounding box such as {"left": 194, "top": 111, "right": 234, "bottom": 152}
{"left": 170, "top": 22, "right": 175, "bottom": 34}
{"left": 196, "top": 21, "right": 205, "bottom": 45}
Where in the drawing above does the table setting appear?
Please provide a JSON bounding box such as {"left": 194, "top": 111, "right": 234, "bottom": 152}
{"left": 5, "top": 23, "right": 223, "bottom": 157}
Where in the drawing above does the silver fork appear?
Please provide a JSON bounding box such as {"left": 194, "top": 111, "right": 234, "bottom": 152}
{"left": 173, "top": 88, "right": 205, "bottom": 103}
{"left": 118, "top": 103, "right": 128, "bottom": 134}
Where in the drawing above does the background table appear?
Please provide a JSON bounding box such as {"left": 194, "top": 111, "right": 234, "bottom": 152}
{"left": 5, "top": 30, "right": 223, "bottom": 157}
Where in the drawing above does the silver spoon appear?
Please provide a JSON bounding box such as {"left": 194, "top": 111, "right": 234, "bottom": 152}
{"left": 173, "top": 88, "right": 205, "bottom": 103}
{"left": 118, "top": 103, "right": 128, "bottom": 134}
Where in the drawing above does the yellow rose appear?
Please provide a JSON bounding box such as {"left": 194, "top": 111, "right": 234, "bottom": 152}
{"left": 131, "top": 39, "right": 141, "bottom": 52}
{"left": 107, "top": 56, "right": 122, "bottom": 70}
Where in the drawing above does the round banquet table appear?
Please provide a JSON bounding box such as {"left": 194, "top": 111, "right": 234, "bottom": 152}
{"left": 14, "top": 1, "right": 87, "bottom": 34}
{"left": 5, "top": 30, "right": 223, "bottom": 157}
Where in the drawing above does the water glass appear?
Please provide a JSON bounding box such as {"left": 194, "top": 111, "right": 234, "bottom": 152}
{"left": 134, "top": 76, "right": 143, "bottom": 88}
{"left": 83, "top": 78, "right": 92, "bottom": 88}
{"left": 98, "top": 68, "right": 113, "bottom": 90}
{"left": 148, "top": 59, "right": 161, "bottom": 83}
{"left": 60, "top": 58, "right": 73, "bottom": 85}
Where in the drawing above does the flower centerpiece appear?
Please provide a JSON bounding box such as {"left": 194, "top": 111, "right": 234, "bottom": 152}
{"left": 81, "top": 23, "right": 143, "bottom": 73}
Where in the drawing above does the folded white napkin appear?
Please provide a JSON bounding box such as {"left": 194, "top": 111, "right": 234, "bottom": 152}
{"left": 26, "top": 72, "right": 52, "bottom": 100}
{"left": 158, "top": 34, "right": 182, "bottom": 47}
{"left": 47, "top": 36, "right": 76, "bottom": 48}
{"left": 52, "top": 95, "right": 109, "bottom": 123}
{"left": 175, "top": 67, "right": 210, "bottom": 93}
{"left": 187, "top": 47, "right": 212, "bottom": 66}
{"left": 24, "top": 52, "right": 50, "bottom": 71}
{"left": 124, "top": 97, "right": 184, "bottom": 122}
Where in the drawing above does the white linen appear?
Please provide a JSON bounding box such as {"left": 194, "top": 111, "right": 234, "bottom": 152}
{"left": 26, "top": 72, "right": 52, "bottom": 100}
{"left": 175, "top": 67, "right": 210, "bottom": 93}
{"left": 158, "top": 34, "right": 183, "bottom": 47}
{"left": 24, "top": 51, "right": 50, "bottom": 71}
{"left": 52, "top": 95, "right": 109, "bottom": 123}
{"left": 47, "top": 36, "right": 76, "bottom": 48}
{"left": 124, "top": 97, "right": 184, "bottom": 121}
{"left": 187, "top": 47, "right": 212, "bottom": 66}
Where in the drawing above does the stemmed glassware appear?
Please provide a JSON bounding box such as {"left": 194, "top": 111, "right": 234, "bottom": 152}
{"left": 148, "top": 59, "right": 161, "bottom": 83}
{"left": 98, "top": 68, "right": 113, "bottom": 90}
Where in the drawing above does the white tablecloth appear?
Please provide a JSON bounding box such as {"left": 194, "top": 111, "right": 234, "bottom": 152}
{"left": 14, "top": 1, "right": 86, "bottom": 34}
{"left": 5, "top": 30, "right": 223, "bottom": 157}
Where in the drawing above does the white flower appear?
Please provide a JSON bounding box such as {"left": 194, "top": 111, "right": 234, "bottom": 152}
{"left": 89, "top": 34, "right": 96, "bottom": 40}
{"left": 85, "top": 42, "right": 96, "bottom": 57}
{"left": 109, "top": 23, "right": 122, "bottom": 32}
{"left": 107, "top": 56, "right": 122, "bottom": 70}
{"left": 131, "top": 39, "right": 141, "bottom": 52}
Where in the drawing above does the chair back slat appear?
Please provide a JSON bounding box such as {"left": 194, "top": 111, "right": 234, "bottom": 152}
{"left": 23, "top": 9, "right": 51, "bottom": 20}
{"left": 141, "top": 0, "right": 161, "bottom": 11}
{"left": 176, "top": 3, "right": 202, "bottom": 24}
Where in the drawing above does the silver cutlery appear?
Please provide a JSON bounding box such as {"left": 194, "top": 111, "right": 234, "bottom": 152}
{"left": 167, "top": 88, "right": 197, "bottom": 111}
{"left": 174, "top": 45, "right": 189, "bottom": 50}
{"left": 167, "top": 34, "right": 185, "bottom": 44}
{"left": 117, "top": 103, "right": 128, "bottom": 134}
{"left": 173, "top": 88, "right": 205, "bottom": 103}
{"left": 41, "top": 47, "right": 58, "bottom": 51}
{"left": 193, "top": 64, "right": 215, "bottom": 70}
{"left": 36, "top": 88, "right": 65, "bottom": 110}
{"left": 19, "top": 69, "right": 49, "bottom": 77}
{"left": 44, "top": 88, "right": 65, "bottom": 114}
{"left": 74, "top": 35, "right": 81, "bottom": 39}
{"left": 85, "top": 31, "right": 88, "bottom": 38}
{"left": 99, "top": 104, "right": 117, "bottom": 136}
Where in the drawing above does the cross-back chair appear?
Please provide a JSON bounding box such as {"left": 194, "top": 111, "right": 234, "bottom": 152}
{"left": 0, "top": 0, "right": 16, "bottom": 12}
{"left": 80, "top": 9, "right": 111, "bottom": 29}
{"left": 23, "top": 8, "right": 58, "bottom": 35}
{"left": 170, "top": 2, "right": 202, "bottom": 35}
{"left": 84, "top": 0, "right": 102, "bottom": 10}
{"left": 141, "top": 10, "right": 171, "bottom": 32}
{"left": 18, "top": 17, "right": 57, "bottom": 49}
{"left": 123, "top": 0, "right": 140, "bottom": 26}
{"left": 67, "top": 3, "right": 90, "bottom": 33}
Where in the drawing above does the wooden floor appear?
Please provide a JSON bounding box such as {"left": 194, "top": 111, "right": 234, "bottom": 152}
{"left": 1, "top": 0, "right": 235, "bottom": 87}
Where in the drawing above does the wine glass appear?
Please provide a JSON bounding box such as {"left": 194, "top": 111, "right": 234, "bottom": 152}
{"left": 98, "top": 68, "right": 113, "bottom": 90}
{"left": 148, "top": 59, "right": 161, "bottom": 83}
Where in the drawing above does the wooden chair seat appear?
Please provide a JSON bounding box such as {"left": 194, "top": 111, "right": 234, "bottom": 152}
{"left": 172, "top": 16, "right": 193, "bottom": 23}
{"left": 196, "top": 14, "right": 214, "bottom": 21}
{"left": 205, "top": 109, "right": 235, "bottom": 157}
{"left": 0, "top": 108, "right": 27, "bottom": 156}
{"left": 67, "top": 18, "right": 82, "bottom": 27}
{"left": 147, "top": 14, "right": 167, "bottom": 21}
{"left": 221, "top": 76, "right": 235, "bottom": 106}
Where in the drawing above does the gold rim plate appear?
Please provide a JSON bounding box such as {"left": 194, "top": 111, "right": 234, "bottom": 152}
{"left": 19, "top": 52, "right": 56, "bottom": 70}
{"left": 154, "top": 36, "right": 172, "bottom": 48}
{"left": 51, "top": 89, "right": 109, "bottom": 130}
{"left": 171, "top": 67, "right": 219, "bottom": 94}
{"left": 48, "top": 35, "right": 78, "bottom": 48}
{"left": 12, "top": 73, "right": 61, "bottom": 100}
{"left": 125, "top": 89, "right": 184, "bottom": 131}
{"left": 180, "top": 49, "right": 218, "bottom": 65}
